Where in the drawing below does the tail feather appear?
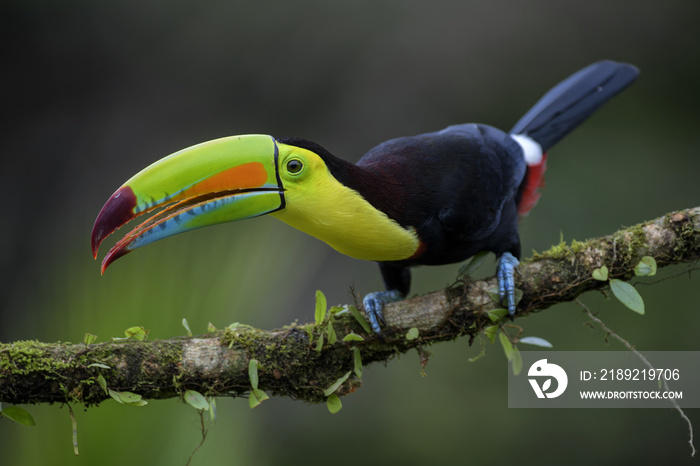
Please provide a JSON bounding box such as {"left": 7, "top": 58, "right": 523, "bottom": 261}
{"left": 510, "top": 60, "right": 639, "bottom": 152}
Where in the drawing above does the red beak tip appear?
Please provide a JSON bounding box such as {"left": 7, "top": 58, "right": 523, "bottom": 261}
{"left": 101, "top": 257, "right": 112, "bottom": 274}
{"left": 101, "top": 247, "right": 131, "bottom": 274}
{"left": 91, "top": 185, "right": 138, "bottom": 257}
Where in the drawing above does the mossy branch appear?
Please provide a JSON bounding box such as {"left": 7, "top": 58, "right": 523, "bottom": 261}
{"left": 1, "top": 207, "right": 698, "bottom": 406}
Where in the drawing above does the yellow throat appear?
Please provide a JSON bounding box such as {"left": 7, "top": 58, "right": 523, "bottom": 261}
{"left": 270, "top": 144, "right": 420, "bottom": 262}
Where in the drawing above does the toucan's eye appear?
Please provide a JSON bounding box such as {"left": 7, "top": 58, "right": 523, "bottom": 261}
{"left": 286, "top": 159, "right": 303, "bottom": 175}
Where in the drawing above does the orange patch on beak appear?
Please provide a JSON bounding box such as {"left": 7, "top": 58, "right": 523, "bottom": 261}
{"left": 180, "top": 161, "right": 269, "bottom": 198}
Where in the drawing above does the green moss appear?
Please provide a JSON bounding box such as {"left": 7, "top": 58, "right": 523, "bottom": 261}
{"left": 528, "top": 238, "right": 582, "bottom": 262}
{"left": 570, "top": 239, "right": 586, "bottom": 254}
{"left": 0, "top": 340, "right": 81, "bottom": 404}
{"left": 0, "top": 340, "right": 71, "bottom": 374}
{"left": 0, "top": 338, "right": 189, "bottom": 406}
{"left": 542, "top": 239, "right": 569, "bottom": 259}
{"left": 611, "top": 224, "right": 647, "bottom": 266}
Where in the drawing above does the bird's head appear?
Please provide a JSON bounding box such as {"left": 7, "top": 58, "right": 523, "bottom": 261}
{"left": 92, "top": 135, "right": 326, "bottom": 272}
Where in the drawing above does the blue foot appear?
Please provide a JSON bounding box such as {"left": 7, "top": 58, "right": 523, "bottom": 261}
{"left": 362, "top": 289, "right": 404, "bottom": 335}
{"left": 497, "top": 252, "right": 520, "bottom": 315}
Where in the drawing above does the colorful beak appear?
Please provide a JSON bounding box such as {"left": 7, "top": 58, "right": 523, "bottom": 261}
{"left": 91, "top": 134, "right": 285, "bottom": 273}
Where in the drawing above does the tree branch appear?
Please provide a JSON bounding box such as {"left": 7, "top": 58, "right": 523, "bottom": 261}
{"left": 1, "top": 207, "right": 698, "bottom": 406}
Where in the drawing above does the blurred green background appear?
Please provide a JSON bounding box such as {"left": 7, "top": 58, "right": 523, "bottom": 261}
{"left": 2, "top": 1, "right": 699, "bottom": 464}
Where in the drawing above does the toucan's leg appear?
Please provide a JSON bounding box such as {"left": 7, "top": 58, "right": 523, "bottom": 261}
{"left": 497, "top": 252, "right": 520, "bottom": 315}
{"left": 363, "top": 290, "right": 403, "bottom": 334}
{"left": 363, "top": 263, "right": 411, "bottom": 335}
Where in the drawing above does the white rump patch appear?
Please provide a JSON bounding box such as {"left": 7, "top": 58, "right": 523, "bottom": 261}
{"left": 511, "top": 134, "right": 543, "bottom": 165}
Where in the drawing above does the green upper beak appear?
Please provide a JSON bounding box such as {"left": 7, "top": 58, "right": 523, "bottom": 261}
{"left": 91, "top": 134, "right": 285, "bottom": 273}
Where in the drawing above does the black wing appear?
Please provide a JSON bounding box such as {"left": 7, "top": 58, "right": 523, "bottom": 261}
{"left": 358, "top": 123, "right": 526, "bottom": 265}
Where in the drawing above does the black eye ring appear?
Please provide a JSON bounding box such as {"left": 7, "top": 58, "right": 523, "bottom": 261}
{"left": 286, "top": 159, "right": 303, "bottom": 174}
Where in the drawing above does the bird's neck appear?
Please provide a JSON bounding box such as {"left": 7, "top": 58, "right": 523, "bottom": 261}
{"left": 275, "top": 136, "right": 408, "bottom": 223}
{"left": 271, "top": 155, "right": 419, "bottom": 261}
{"left": 323, "top": 155, "right": 408, "bottom": 226}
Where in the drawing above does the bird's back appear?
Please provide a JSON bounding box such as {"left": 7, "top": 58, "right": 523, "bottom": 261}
{"left": 357, "top": 124, "right": 527, "bottom": 265}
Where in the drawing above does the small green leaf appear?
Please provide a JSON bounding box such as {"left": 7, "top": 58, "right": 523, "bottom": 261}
{"left": 326, "top": 321, "right": 337, "bottom": 345}
{"left": 329, "top": 306, "right": 345, "bottom": 315}
{"left": 634, "top": 256, "right": 657, "bottom": 277}
{"left": 610, "top": 279, "right": 645, "bottom": 314}
{"left": 486, "top": 308, "right": 509, "bottom": 323}
{"left": 182, "top": 318, "right": 193, "bottom": 336}
{"left": 83, "top": 333, "right": 98, "bottom": 345}
{"left": 1, "top": 406, "right": 36, "bottom": 427}
{"left": 348, "top": 306, "right": 371, "bottom": 333}
{"left": 483, "top": 325, "right": 498, "bottom": 343}
{"left": 109, "top": 390, "right": 147, "bottom": 406}
{"left": 315, "top": 333, "right": 324, "bottom": 352}
{"left": 184, "top": 390, "right": 209, "bottom": 411}
{"left": 487, "top": 287, "right": 501, "bottom": 303}
{"left": 248, "top": 389, "right": 269, "bottom": 409}
{"left": 315, "top": 290, "right": 327, "bottom": 325}
{"left": 207, "top": 322, "right": 217, "bottom": 333}
{"left": 88, "top": 363, "right": 111, "bottom": 369}
{"left": 253, "top": 389, "right": 268, "bottom": 403}
{"left": 353, "top": 347, "right": 363, "bottom": 378}
{"left": 457, "top": 251, "right": 489, "bottom": 278}
{"left": 248, "top": 391, "right": 260, "bottom": 409}
{"left": 208, "top": 398, "right": 217, "bottom": 423}
{"left": 124, "top": 326, "right": 148, "bottom": 341}
{"left": 405, "top": 327, "right": 419, "bottom": 340}
{"left": 116, "top": 391, "right": 142, "bottom": 404}
{"left": 326, "top": 394, "right": 342, "bottom": 414}
{"left": 324, "top": 371, "right": 352, "bottom": 397}
{"left": 519, "top": 336, "right": 553, "bottom": 348}
{"left": 511, "top": 345, "right": 523, "bottom": 375}
{"left": 592, "top": 265, "right": 609, "bottom": 281}
{"left": 514, "top": 289, "right": 523, "bottom": 304}
{"left": 96, "top": 375, "right": 108, "bottom": 394}
{"left": 248, "top": 359, "right": 260, "bottom": 390}
{"left": 108, "top": 389, "right": 121, "bottom": 403}
{"left": 499, "top": 332, "right": 514, "bottom": 361}
{"left": 342, "top": 332, "right": 364, "bottom": 342}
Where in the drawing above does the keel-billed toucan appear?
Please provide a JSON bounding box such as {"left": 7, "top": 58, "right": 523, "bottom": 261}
{"left": 92, "top": 60, "right": 638, "bottom": 335}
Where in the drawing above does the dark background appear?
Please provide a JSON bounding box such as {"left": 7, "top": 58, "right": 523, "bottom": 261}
{"left": 2, "top": 1, "right": 699, "bottom": 465}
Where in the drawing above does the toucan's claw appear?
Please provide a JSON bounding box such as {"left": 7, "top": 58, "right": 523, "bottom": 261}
{"left": 362, "top": 289, "right": 404, "bottom": 335}
{"left": 497, "top": 252, "right": 519, "bottom": 315}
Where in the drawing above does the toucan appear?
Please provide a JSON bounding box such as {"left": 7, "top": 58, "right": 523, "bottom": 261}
{"left": 91, "top": 60, "right": 638, "bottom": 335}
